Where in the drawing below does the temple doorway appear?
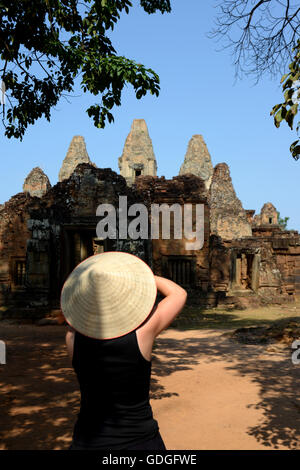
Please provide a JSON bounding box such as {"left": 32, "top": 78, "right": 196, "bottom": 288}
{"left": 59, "top": 226, "right": 113, "bottom": 291}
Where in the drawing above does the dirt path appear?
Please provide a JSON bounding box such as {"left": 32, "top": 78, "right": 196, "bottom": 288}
{"left": 0, "top": 323, "right": 299, "bottom": 450}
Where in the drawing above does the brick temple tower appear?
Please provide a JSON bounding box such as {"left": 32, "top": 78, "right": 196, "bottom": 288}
{"left": 118, "top": 119, "right": 157, "bottom": 186}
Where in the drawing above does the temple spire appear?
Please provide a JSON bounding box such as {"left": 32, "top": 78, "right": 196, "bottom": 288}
{"left": 23, "top": 167, "right": 51, "bottom": 198}
{"left": 179, "top": 135, "right": 214, "bottom": 190}
{"left": 118, "top": 119, "right": 157, "bottom": 186}
{"left": 59, "top": 135, "right": 94, "bottom": 182}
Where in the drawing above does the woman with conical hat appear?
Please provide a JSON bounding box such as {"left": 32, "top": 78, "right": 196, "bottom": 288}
{"left": 62, "top": 251, "right": 187, "bottom": 450}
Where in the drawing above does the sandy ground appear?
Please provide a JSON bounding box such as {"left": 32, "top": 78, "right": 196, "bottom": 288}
{"left": 0, "top": 323, "right": 299, "bottom": 450}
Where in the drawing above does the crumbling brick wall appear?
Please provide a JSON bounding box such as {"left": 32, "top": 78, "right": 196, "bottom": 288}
{"left": 135, "top": 174, "right": 211, "bottom": 305}
{"left": 0, "top": 193, "right": 33, "bottom": 307}
{"left": 1, "top": 160, "right": 300, "bottom": 314}
{"left": 0, "top": 164, "right": 149, "bottom": 312}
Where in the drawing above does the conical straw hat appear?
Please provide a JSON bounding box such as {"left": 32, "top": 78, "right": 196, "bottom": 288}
{"left": 60, "top": 251, "right": 157, "bottom": 339}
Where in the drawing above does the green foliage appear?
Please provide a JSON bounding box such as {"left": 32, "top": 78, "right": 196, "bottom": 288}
{"left": 270, "top": 39, "right": 300, "bottom": 160}
{"left": 140, "top": 0, "right": 171, "bottom": 14}
{"left": 0, "top": 0, "right": 171, "bottom": 140}
{"left": 276, "top": 211, "right": 289, "bottom": 230}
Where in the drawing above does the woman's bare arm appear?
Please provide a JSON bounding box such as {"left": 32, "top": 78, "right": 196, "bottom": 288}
{"left": 144, "top": 276, "right": 187, "bottom": 337}
{"left": 65, "top": 327, "right": 75, "bottom": 364}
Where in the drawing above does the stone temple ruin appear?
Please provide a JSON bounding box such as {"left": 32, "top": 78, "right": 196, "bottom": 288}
{"left": 0, "top": 119, "right": 299, "bottom": 316}
{"left": 118, "top": 119, "right": 157, "bottom": 186}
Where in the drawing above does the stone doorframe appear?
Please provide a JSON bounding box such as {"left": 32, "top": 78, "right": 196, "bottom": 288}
{"left": 230, "top": 249, "right": 260, "bottom": 292}
{"left": 60, "top": 225, "right": 112, "bottom": 290}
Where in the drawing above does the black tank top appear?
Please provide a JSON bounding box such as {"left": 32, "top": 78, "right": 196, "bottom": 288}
{"left": 71, "top": 329, "right": 159, "bottom": 450}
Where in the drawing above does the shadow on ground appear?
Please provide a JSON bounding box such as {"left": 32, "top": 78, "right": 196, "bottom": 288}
{"left": 151, "top": 329, "right": 300, "bottom": 449}
{"left": 0, "top": 325, "right": 79, "bottom": 450}
{"left": 0, "top": 321, "right": 299, "bottom": 450}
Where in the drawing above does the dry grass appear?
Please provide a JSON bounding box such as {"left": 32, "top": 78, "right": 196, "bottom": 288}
{"left": 171, "top": 298, "right": 300, "bottom": 331}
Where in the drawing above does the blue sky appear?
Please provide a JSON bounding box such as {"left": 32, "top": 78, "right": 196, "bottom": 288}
{"left": 1, "top": 0, "right": 299, "bottom": 230}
